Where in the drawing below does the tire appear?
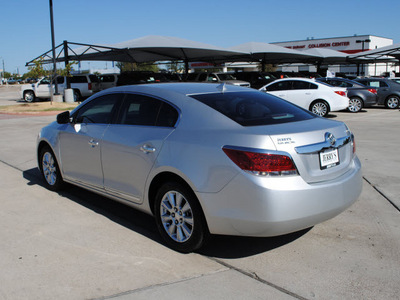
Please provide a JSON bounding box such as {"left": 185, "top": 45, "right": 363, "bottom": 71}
{"left": 154, "top": 182, "right": 209, "bottom": 253}
{"left": 310, "top": 100, "right": 329, "bottom": 117}
{"left": 348, "top": 97, "right": 363, "bottom": 113}
{"left": 385, "top": 95, "right": 399, "bottom": 109}
{"left": 73, "top": 90, "right": 81, "bottom": 102}
{"left": 39, "top": 146, "right": 64, "bottom": 191}
{"left": 24, "top": 90, "right": 35, "bottom": 103}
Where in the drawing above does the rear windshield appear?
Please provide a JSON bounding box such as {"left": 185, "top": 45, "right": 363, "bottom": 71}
{"left": 190, "top": 91, "right": 315, "bottom": 126}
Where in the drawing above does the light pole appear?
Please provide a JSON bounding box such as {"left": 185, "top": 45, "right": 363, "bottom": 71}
{"left": 0, "top": 58, "right": 4, "bottom": 85}
{"left": 356, "top": 39, "right": 371, "bottom": 76}
{"left": 49, "top": 0, "right": 58, "bottom": 94}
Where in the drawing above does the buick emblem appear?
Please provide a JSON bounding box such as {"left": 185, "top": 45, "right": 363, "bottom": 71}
{"left": 325, "top": 132, "right": 336, "bottom": 146}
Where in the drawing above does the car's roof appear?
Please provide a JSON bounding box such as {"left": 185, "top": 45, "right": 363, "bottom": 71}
{"left": 103, "top": 82, "right": 254, "bottom": 96}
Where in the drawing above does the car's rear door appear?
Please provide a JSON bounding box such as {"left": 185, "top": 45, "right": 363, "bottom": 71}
{"left": 101, "top": 93, "right": 179, "bottom": 203}
{"left": 285, "top": 80, "right": 317, "bottom": 109}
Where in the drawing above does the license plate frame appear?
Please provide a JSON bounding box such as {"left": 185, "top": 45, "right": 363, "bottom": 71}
{"left": 319, "top": 148, "right": 340, "bottom": 170}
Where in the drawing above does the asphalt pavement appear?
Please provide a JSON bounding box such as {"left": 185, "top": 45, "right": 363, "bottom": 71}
{"left": 0, "top": 86, "right": 399, "bottom": 300}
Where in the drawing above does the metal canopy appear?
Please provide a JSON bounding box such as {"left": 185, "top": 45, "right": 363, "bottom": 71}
{"left": 300, "top": 48, "right": 349, "bottom": 64}
{"left": 26, "top": 35, "right": 248, "bottom": 67}
{"left": 229, "top": 42, "right": 320, "bottom": 64}
{"left": 348, "top": 42, "right": 400, "bottom": 60}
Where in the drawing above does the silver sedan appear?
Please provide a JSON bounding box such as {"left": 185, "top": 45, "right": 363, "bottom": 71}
{"left": 37, "top": 83, "right": 362, "bottom": 252}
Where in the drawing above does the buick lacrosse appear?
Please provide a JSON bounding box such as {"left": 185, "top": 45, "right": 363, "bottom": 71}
{"left": 37, "top": 83, "right": 362, "bottom": 252}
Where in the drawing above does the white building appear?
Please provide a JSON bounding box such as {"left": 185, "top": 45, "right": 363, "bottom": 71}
{"left": 273, "top": 35, "right": 396, "bottom": 77}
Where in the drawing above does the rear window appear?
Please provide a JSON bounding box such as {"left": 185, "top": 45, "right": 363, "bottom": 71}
{"left": 190, "top": 91, "right": 315, "bottom": 126}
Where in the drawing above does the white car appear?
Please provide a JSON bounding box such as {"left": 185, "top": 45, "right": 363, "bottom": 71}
{"left": 20, "top": 74, "right": 98, "bottom": 102}
{"left": 259, "top": 78, "right": 349, "bottom": 117}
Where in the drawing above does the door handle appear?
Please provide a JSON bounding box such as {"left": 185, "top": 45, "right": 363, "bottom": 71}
{"left": 88, "top": 139, "right": 99, "bottom": 147}
{"left": 140, "top": 144, "right": 156, "bottom": 153}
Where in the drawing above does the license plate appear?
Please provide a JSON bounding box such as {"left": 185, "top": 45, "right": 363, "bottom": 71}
{"left": 319, "top": 148, "right": 339, "bottom": 169}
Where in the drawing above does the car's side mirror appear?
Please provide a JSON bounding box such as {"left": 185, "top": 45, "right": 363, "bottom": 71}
{"left": 57, "top": 111, "right": 70, "bottom": 124}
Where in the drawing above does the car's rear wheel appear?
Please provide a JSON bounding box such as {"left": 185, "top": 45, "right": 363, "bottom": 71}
{"left": 154, "top": 182, "right": 209, "bottom": 253}
{"left": 310, "top": 100, "right": 329, "bottom": 117}
{"left": 24, "top": 90, "right": 35, "bottom": 102}
{"left": 39, "top": 146, "right": 64, "bottom": 191}
{"left": 348, "top": 97, "right": 363, "bottom": 113}
{"left": 385, "top": 95, "right": 399, "bottom": 109}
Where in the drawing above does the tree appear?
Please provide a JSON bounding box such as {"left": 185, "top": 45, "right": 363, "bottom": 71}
{"left": 26, "top": 57, "right": 49, "bottom": 79}
{"left": 116, "top": 61, "right": 159, "bottom": 72}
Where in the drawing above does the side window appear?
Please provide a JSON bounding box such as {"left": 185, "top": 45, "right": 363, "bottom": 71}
{"left": 74, "top": 94, "right": 121, "bottom": 124}
{"left": 198, "top": 73, "right": 207, "bottom": 81}
{"left": 379, "top": 81, "right": 389, "bottom": 88}
{"left": 266, "top": 81, "right": 291, "bottom": 91}
{"left": 56, "top": 77, "right": 65, "bottom": 84}
{"left": 368, "top": 81, "right": 380, "bottom": 88}
{"left": 119, "top": 94, "right": 161, "bottom": 126}
{"left": 118, "top": 94, "right": 179, "bottom": 127}
{"left": 156, "top": 102, "right": 179, "bottom": 127}
{"left": 309, "top": 83, "right": 318, "bottom": 89}
{"left": 70, "top": 76, "right": 88, "bottom": 83}
{"left": 292, "top": 80, "right": 311, "bottom": 90}
{"left": 207, "top": 74, "right": 217, "bottom": 82}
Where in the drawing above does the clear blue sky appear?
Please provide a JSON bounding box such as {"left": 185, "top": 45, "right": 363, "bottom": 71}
{"left": 2, "top": 0, "right": 400, "bottom": 75}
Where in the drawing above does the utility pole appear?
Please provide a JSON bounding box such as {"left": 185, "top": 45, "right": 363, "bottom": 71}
{"left": 49, "top": 0, "right": 58, "bottom": 94}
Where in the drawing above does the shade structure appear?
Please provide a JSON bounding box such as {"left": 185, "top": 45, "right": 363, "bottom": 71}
{"left": 229, "top": 42, "right": 320, "bottom": 64}
{"left": 26, "top": 35, "right": 249, "bottom": 67}
{"left": 300, "top": 48, "right": 349, "bottom": 64}
{"left": 348, "top": 42, "right": 400, "bottom": 60}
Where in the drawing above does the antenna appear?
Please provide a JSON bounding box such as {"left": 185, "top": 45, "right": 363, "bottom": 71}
{"left": 217, "top": 83, "right": 227, "bottom": 93}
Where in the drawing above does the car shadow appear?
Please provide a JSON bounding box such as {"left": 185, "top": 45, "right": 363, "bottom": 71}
{"left": 198, "top": 228, "right": 312, "bottom": 258}
{"left": 23, "top": 167, "right": 311, "bottom": 258}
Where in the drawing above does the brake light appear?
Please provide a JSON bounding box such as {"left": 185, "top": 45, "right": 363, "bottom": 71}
{"left": 335, "top": 91, "right": 347, "bottom": 97}
{"left": 88, "top": 83, "right": 92, "bottom": 91}
{"left": 368, "top": 88, "right": 377, "bottom": 94}
{"left": 351, "top": 135, "right": 356, "bottom": 154}
{"left": 222, "top": 147, "right": 298, "bottom": 176}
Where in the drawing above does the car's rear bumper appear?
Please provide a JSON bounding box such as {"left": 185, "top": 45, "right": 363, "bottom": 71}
{"left": 198, "top": 157, "right": 362, "bottom": 237}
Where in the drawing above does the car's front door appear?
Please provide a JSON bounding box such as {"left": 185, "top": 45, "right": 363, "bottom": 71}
{"left": 36, "top": 77, "right": 65, "bottom": 98}
{"left": 101, "top": 93, "right": 179, "bottom": 203}
{"left": 58, "top": 93, "right": 122, "bottom": 188}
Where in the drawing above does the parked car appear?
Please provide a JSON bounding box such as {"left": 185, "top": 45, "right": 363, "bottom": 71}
{"left": 184, "top": 72, "right": 250, "bottom": 87}
{"left": 259, "top": 78, "right": 349, "bottom": 117}
{"left": 20, "top": 74, "right": 98, "bottom": 102}
{"left": 388, "top": 77, "right": 400, "bottom": 85}
{"left": 95, "top": 73, "right": 119, "bottom": 92}
{"left": 354, "top": 77, "right": 400, "bottom": 109}
{"left": 37, "top": 83, "right": 362, "bottom": 252}
{"left": 317, "top": 77, "right": 378, "bottom": 112}
{"left": 233, "top": 71, "right": 276, "bottom": 89}
{"left": 7, "top": 77, "right": 18, "bottom": 84}
{"left": 117, "top": 71, "right": 169, "bottom": 86}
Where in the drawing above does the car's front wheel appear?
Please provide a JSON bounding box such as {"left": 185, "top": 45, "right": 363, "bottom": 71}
{"left": 310, "top": 100, "right": 329, "bottom": 117}
{"left": 385, "top": 95, "right": 399, "bottom": 109}
{"left": 348, "top": 97, "right": 363, "bottom": 113}
{"left": 154, "top": 182, "right": 209, "bottom": 253}
{"left": 24, "top": 90, "right": 35, "bottom": 102}
{"left": 39, "top": 146, "right": 64, "bottom": 191}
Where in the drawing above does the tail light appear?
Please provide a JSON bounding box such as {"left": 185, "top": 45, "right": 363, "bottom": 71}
{"left": 335, "top": 91, "right": 347, "bottom": 97}
{"left": 368, "top": 88, "right": 377, "bottom": 94}
{"left": 88, "top": 83, "right": 92, "bottom": 91}
{"left": 222, "top": 147, "right": 298, "bottom": 176}
{"left": 351, "top": 134, "right": 356, "bottom": 154}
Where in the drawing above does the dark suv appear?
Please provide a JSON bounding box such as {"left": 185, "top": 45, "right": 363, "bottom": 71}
{"left": 233, "top": 72, "right": 276, "bottom": 89}
{"left": 317, "top": 77, "right": 378, "bottom": 112}
{"left": 354, "top": 77, "right": 400, "bottom": 109}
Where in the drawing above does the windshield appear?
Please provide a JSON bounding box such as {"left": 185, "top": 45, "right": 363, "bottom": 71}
{"left": 216, "top": 74, "right": 237, "bottom": 81}
{"left": 191, "top": 91, "right": 315, "bottom": 126}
